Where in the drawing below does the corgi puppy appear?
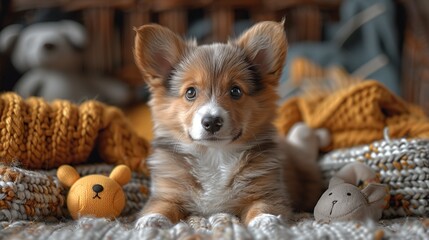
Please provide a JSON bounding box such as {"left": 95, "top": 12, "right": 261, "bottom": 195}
{"left": 133, "top": 21, "right": 321, "bottom": 229}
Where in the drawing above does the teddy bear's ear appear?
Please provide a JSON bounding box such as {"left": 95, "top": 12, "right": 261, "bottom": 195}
{"left": 0, "top": 24, "right": 22, "bottom": 52}
{"left": 59, "top": 20, "right": 86, "bottom": 49}
{"left": 57, "top": 165, "right": 80, "bottom": 187}
{"left": 109, "top": 165, "right": 132, "bottom": 186}
{"left": 362, "top": 183, "right": 388, "bottom": 204}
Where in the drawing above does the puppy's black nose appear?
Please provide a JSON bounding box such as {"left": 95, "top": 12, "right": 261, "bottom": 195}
{"left": 201, "top": 116, "right": 223, "bottom": 134}
{"left": 332, "top": 200, "right": 338, "bottom": 205}
{"left": 92, "top": 184, "right": 104, "bottom": 193}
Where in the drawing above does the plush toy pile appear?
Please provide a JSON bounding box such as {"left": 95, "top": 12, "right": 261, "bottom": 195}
{"left": 0, "top": 20, "right": 131, "bottom": 105}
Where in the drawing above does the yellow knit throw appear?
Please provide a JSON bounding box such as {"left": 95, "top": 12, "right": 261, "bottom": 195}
{"left": 0, "top": 92, "right": 150, "bottom": 174}
{"left": 276, "top": 80, "right": 429, "bottom": 151}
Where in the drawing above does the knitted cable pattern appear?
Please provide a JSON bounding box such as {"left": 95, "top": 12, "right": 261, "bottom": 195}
{"left": 0, "top": 92, "right": 150, "bottom": 173}
{"left": 0, "top": 165, "right": 64, "bottom": 220}
{"left": 276, "top": 80, "right": 429, "bottom": 151}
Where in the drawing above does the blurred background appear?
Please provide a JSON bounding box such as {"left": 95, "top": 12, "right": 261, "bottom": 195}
{"left": 0, "top": 0, "right": 428, "bottom": 115}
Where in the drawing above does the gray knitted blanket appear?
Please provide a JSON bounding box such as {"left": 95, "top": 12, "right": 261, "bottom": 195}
{"left": 1, "top": 214, "right": 427, "bottom": 240}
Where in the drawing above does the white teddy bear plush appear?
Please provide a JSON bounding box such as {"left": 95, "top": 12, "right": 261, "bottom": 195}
{"left": 0, "top": 20, "right": 130, "bottom": 105}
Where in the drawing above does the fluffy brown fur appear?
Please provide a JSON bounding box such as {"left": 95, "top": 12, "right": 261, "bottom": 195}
{"left": 133, "top": 21, "right": 321, "bottom": 228}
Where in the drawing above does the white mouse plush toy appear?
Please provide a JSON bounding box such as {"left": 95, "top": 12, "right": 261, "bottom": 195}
{"left": 0, "top": 20, "right": 130, "bottom": 105}
{"left": 314, "top": 162, "right": 389, "bottom": 223}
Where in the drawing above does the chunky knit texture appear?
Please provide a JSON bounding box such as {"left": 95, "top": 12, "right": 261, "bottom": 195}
{"left": 276, "top": 80, "right": 429, "bottom": 151}
{"left": 320, "top": 136, "right": 429, "bottom": 218}
{"left": 0, "top": 93, "right": 150, "bottom": 173}
{"left": 0, "top": 165, "right": 65, "bottom": 221}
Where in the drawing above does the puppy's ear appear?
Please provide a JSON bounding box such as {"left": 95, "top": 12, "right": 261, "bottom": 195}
{"left": 234, "top": 21, "right": 287, "bottom": 86}
{"left": 134, "top": 24, "right": 188, "bottom": 87}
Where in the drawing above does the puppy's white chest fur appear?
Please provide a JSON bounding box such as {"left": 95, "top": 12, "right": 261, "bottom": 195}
{"left": 188, "top": 148, "right": 241, "bottom": 215}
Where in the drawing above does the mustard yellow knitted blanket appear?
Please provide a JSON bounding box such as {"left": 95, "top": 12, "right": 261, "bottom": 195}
{"left": 276, "top": 80, "right": 429, "bottom": 151}
{"left": 0, "top": 93, "right": 150, "bottom": 173}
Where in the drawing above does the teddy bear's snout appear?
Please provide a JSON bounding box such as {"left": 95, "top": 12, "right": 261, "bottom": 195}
{"left": 92, "top": 184, "right": 104, "bottom": 199}
{"left": 93, "top": 184, "right": 104, "bottom": 193}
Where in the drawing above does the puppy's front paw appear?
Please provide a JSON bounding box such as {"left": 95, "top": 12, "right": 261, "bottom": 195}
{"left": 248, "top": 214, "right": 284, "bottom": 229}
{"left": 135, "top": 213, "right": 173, "bottom": 229}
{"left": 247, "top": 214, "right": 290, "bottom": 239}
{"left": 208, "top": 213, "right": 239, "bottom": 225}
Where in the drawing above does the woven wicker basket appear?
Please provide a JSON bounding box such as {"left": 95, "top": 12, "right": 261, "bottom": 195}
{"left": 319, "top": 131, "right": 429, "bottom": 218}
{"left": 2, "top": 1, "right": 428, "bottom": 116}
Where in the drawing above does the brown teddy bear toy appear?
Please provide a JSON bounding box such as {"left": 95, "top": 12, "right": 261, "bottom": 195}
{"left": 57, "top": 164, "right": 131, "bottom": 220}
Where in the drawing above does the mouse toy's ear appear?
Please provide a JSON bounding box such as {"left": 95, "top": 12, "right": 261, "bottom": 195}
{"left": 328, "top": 176, "right": 346, "bottom": 188}
{"left": 234, "top": 21, "right": 288, "bottom": 86}
{"left": 109, "top": 165, "right": 132, "bottom": 186}
{"left": 134, "top": 24, "right": 192, "bottom": 88}
{"left": 57, "top": 165, "right": 81, "bottom": 187}
{"left": 362, "top": 183, "right": 389, "bottom": 204}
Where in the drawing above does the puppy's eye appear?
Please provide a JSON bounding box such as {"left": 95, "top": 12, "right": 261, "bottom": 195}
{"left": 230, "top": 86, "right": 242, "bottom": 99}
{"left": 347, "top": 193, "right": 351, "bottom": 196}
{"left": 328, "top": 192, "right": 332, "bottom": 196}
{"left": 185, "top": 87, "right": 197, "bottom": 101}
